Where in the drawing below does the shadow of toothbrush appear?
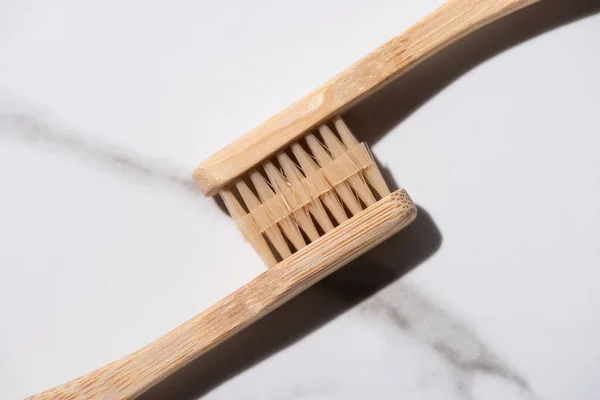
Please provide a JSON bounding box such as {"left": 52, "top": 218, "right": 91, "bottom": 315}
{"left": 142, "top": 0, "right": 599, "bottom": 398}
{"left": 142, "top": 202, "right": 443, "bottom": 400}
{"left": 345, "top": 0, "right": 600, "bottom": 146}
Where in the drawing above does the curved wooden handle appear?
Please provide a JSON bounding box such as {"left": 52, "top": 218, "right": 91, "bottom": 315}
{"left": 194, "top": 0, "right": 542, "bottom": 196}
{"left": 28, "top": 190, "right": 417, "bottom": 400}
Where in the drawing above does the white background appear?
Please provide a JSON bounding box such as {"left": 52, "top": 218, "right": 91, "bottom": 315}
{"left": 1, "top": 0, "right": 599, "bottom": 399}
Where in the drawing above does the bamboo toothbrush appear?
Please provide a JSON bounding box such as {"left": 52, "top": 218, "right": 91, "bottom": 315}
{"left": 29, "top": 0, "right": 541, "bottom": 398}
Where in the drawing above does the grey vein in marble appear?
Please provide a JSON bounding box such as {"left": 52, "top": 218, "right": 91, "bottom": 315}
{"left": 189, "top": 273, "right": 539, "bottom": 400}
{"left": 359, "top": 282, "right": 535, "bottom": 399}
{"left": 1, "top": 95, "right": 537, "bottom": 400}
{"left": 0, "top": 98, "right": 197, "bottom": 194}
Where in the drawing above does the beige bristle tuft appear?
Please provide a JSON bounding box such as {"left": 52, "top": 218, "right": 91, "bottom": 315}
{"left": 221, "top": 117, "right": 392, "bottom": 267}
{"left": 290, "top": 142, "right": 349, "bottom": 224}
{"left": 333, "top": 116, "right": 359, "bottom": 148}
{"left": 305, "top": 133, "right": 363, "bottom": 216}
{"left": 220, "top": 188, "right": 277, "bottom": 267}
{"left": 317, "top": 124, "right": 347, "bottom": 155}
{"left": 263, "top": 162, "right": 320, "bottom": 242}
{"left": 277, "top": 152, "right": 335, "bottom": 233}
{"left": 249, "top": 169, "right": 306, "bottom": 252}
{"left": 235, "top": 180, "right": 292, "bottom": 260}
{"left": 333, "top": 117, "right": 390, "bottom": 198}
{"left": 319, "top": 125, "right": 376, "bottom": 207}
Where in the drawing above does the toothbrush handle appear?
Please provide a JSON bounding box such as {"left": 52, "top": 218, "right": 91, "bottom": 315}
{"left": 195, "top": 0, "right": 542, "bottom": 196}
{"left": 27, "top": 190, "right": 417, "bottom": 400}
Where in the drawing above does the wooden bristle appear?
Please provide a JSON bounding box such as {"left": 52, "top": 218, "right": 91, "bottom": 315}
{"left": 290, "top": 142, "right": 349, "bottom": 224}
{"left": 276, "top": 152, "right": 335, "bottom": 234}
{"left": 319, "top": 125, "right": 376, "bottom": 207}
{"left": 236, "top": 180, "right": 292, "bottom": 261}
{"left": 221, "top": 117, "right": 391, "bottom": 267}
{"left": 249, "top": 169, "right": 306, "bottom": 252}
{"left": 220, "top": 188, "right": 278, "bottom": 267}
{"left": 305, "top": 133, "right": 363, "bottom": 215}
{"left": 334, "top": 116, "right": 390, "bottom": 198}
{"left": 264, "top": 162, "right": 320, "bottom": 242}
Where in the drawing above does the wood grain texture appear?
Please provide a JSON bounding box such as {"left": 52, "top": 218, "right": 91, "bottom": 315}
{"left": 194, "top": 0, "right": 541, "bottom": 196}
{"left": 28, "top": 189, "right": 417, "bottom": 400}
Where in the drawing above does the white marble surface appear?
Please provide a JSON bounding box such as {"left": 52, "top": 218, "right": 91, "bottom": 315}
{"left": 1, "top": 0, "right": 599, "bottom": 399}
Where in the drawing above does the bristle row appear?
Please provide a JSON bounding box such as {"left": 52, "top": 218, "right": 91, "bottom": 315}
{"left": 235, "top": 143, "right": 375, "bottom": 239}
{"left": 220, "top": 117, "right": 390, "bottom": 267}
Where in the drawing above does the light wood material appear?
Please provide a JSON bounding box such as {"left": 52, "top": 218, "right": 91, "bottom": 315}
{"left": 194, "top": 0, "right": 541, "bottom": 195}
{"left": 221, "top": 117, "right": 391, "bottom": 267}
{"left": 28, "top": 190, "right": 417, "bottom": 400}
